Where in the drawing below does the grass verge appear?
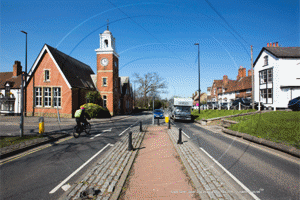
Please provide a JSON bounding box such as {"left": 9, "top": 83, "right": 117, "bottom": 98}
{"left": 192, "top": 109, "right": 257, "bottom": 120}
{"left": 228, "top": 111, "right": 300, "bottom": 149}
{"left": 0, "top": 135, "right": 43, "bottom": 148}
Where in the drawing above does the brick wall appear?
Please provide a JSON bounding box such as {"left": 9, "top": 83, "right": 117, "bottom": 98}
{"left": 26, "top": 52, "right": 73, "bottom": 118}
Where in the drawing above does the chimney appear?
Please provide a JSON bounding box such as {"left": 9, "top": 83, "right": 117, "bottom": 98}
{"left": 267, "top": 43, "right": 270, "bottom": 47}
{"left": 223, "top": 75, "right": 228, "bottom": 85}
{"left": 248, "top": 69, "right": 252, "bottom": 77}
{"left": 273, "top": 42, "right": 276, "bottom": 47}
{"left": 13, "top": 61, "right": 22, "bottom": 76}
{"left": 237, "top": 66, "right": 246, "bottom": 80}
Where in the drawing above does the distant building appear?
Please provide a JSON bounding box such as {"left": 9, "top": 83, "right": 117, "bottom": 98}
{"left": 0, "top": 61, "right": 23, "bottom": 115}
{"left": 253, "top": 44, "right": 300, "bottom": 109}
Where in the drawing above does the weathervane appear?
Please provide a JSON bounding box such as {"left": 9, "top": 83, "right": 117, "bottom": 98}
{"left": 107, "top": 19, "right": 109, "bottom": 30}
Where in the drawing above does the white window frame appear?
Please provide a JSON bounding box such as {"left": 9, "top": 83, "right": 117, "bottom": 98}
{"left": 35, "top": 87, "right": 42, "bottom": 107}
{"left": 103, "top": 77, "right": 107, "bottom": 86}
{"left": 45, "top": 70, "right": 50, "bottom": 81}
{"left": 264, "top": 56, "right": 268, "bottom": 66}
{"left": 267, "top": 68, "right": 273, "bottom": 83}
{"left": 246, "top": 89, "right": 251, "bottom": 94}
{"left": 53, "top": 87, "right": 61, "bottom": 107}
{"left": 236, "top": 91, "right": 240, "bottom": 95}
{"left": 44, "top": 87, "right": 51, "bottom": 107}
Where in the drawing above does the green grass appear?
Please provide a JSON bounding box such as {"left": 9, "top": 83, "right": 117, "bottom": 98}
{"left": 191, "top": 109, "right": 257, "bottom": 120}
{"left": 0, "top": 135, "right": 44, "bottom": 148}
{"left": 228, "top": 111, "right": 300, "bottom": 149}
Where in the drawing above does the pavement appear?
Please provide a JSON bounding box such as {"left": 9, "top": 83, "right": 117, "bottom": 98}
{"left": 58, "top": 123, "right": 253, "bottom": 200}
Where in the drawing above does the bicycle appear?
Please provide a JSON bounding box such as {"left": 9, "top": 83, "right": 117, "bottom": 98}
{"left": 73, "top": 122, "right": 91, "bottom": 138}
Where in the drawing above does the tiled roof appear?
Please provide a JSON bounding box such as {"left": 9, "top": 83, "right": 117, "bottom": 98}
{"left": 46, "top": 45, "right": 96, "bottom": 90}
{"left": 254, "top": 47, "right": 300, "bottom": 66}
{"left": 224, "top": 76, "right": 252, "bottom": 93}
{"left": 213, "top": 80, "right": 223, "bottom": 88}
{"left": 0, "top": 72, "right": 22, "bottom": 89}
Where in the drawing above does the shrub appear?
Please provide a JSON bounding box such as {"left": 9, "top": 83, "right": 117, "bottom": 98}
{"left": 80, "top": 103, "right": 111, "bottom": 118}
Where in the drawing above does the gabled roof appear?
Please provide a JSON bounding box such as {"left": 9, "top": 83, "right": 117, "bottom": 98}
{"left": 254, "top": 47, "right": 300, "bottom": 66}
{"left": 224, "top": 76, "right": 252, "bottom": 93}
{"left": 0, "top": 72, "right": 22, "bottom": 89}
{"left": 27, "top": 44, "right": 96, "bottom": 90}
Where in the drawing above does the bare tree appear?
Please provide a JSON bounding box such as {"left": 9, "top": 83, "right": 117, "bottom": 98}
{"left": 133, "top": 72, "right": 167, "bottom": 108}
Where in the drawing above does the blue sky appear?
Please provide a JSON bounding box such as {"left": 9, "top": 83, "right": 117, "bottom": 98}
{"left": 1, "top": 0, "right": 299, "bottom": 99}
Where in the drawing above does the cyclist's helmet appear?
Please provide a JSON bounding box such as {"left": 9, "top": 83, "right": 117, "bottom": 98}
{"left": 81, "top": 107, "right": 85, "bottom": 110}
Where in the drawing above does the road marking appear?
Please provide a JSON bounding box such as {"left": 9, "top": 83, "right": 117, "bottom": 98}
{"left": 200, "top": 147, "right": 260, "bottom": 200}
{"left": 90, "top": 134, "right": 101, "bottom": 140}
{"left": 119, "top": 126, "right": 131, "bottom": 136}
{"left": 61, "top": 184, "right": 71, "bottom": 191}
{"left": 181, "top": 130, "right": 190, "bottom": 138}
{"left": 49, "top": 143, "right": 112, "bottom": 194}
{"left": 0, "top": 136, "right": 73, "bottom": 165}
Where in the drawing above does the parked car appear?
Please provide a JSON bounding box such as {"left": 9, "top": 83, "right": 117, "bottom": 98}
{"left": 288, "top": 96, "right": 300, "bottom": 111}
{"left": 231, "top": 98, "right": 265, "bottom": 110}
{"left": 154, "top": 109, "right": 164, "bottom": 119}
{"left": 220, "top": 102, "right": 231, "bottom": 110}
{"left": 192, "top": 105, "right": 199, "bottom": 110}
{"left": 207, "top": 102, "right": 218, "bottom": 109}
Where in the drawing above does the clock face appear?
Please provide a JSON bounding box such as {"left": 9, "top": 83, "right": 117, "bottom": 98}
{"left": 101, "top": 58, "right": 109, "bottom": 66}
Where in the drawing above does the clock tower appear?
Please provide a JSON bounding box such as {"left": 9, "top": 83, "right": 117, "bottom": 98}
{"left": 95, "top": 28, "right": 119, "bottom": 116}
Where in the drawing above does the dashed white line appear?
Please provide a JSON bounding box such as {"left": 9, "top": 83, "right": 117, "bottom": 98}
{"left": 200, "top": 147, "right": 260, "bottom": 200}
{"left": 90, "top": 133, "right": 102, "bottom": 140}
{"left": 49, "top": 143, "right": 112, "bottom": 194}
{"left": 182, "top": 130, "right": 190, "bottom": 139}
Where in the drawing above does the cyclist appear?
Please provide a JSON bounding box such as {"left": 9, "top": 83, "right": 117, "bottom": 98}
{"left": 75, "top": 107, "right": 91, "bottom": 132}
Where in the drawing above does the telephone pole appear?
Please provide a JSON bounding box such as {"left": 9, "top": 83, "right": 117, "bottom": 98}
{"left": 251, "top": 45, "right": 254, "bottom": 110}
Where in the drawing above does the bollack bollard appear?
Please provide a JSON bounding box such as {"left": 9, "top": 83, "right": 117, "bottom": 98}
{"left": 157, "top": 118, "right": 159, "bottom": 126}
{"left": 39, "top": 117, "right": 44, "bottom": 134}
{"left": 140, "top": 121, "right": 142, "bottom": 132}
{"left": 168, "top": 120, "right": 171, "bottom": 129}
{"left": 128, "top": 131, "right": 133, "bottom": 151}
{"left": 177, "top": 128, "right": 183, "bottom": 144}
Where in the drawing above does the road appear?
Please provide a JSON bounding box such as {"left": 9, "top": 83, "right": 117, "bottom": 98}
{"left": 172, "top": 119, "right": 300, "bottom": 200}
{"left": 0, "top": 112, "right": 152, "bottom": 200}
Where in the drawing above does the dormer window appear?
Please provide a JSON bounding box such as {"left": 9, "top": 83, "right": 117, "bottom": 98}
{"left": 264, "top": 56, "right": 268, "bottom": 66}
{"left": 45, "top": 70, "right": 50, "bottom": 81}
{"left": 5, "top": 84, "right": 10, "bottom": 97}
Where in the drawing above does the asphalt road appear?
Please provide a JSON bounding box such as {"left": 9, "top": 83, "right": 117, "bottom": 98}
{"left": 172, "top": 119, "right": 300, "bottom": 200}
{"left": 0, "top": 112, "right": 152, "bottom": 200}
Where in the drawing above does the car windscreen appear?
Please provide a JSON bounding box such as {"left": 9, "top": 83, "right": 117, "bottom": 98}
{"left": 175, "top": 106, "right": 190, "bottom": 112}
{"left": 242, "top": 99, "right": 251, "bottom": 104}
{"left": 154, "top": 109, "right": 163, "bottom": 113}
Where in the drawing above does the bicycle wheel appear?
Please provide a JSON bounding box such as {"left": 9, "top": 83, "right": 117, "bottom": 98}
{"left": 73, "top": 125, "right": 80, "bottom": 138}
{"left": 84, "top": 123, "right": 91, "bottom": 135}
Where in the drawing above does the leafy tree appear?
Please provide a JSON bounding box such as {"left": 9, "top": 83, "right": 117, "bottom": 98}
{"left": 86, "top": 91, "right": 102, "bottom": 105}
{"left": 80, "top": 103, "right": 111, "bottom": 118}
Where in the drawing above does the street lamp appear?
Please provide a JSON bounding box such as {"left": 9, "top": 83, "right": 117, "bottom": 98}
{"left": 194, "top": 43, "right": 200, "bottom": 114}
{"left": 20, "top": 30, "right": 27, "bottom": 137}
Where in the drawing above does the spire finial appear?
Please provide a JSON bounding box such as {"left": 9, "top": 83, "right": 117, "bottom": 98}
{"left": 107, "top": 19, "right": 109, "bottom": 30}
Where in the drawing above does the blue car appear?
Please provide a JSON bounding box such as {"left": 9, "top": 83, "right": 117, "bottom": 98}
{"left": 154, "top": 109, "right": 164, "bottom": 119}
{"left": 288, "top": 96, "right": 300, "bottom": 111}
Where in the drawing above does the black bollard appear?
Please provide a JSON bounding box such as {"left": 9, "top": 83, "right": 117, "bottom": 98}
{"left": 177, "top": 128, "right": 183, "bottom": 144}
{"left": 140, "top": 121, "right": 142, "bottom": 132}
{"left": 128, "top": 131, "right": 133, "bottom": 151}
{"left": 168, "top": 120, "right": 171, "bottom": 129}
{"left": 157, "top": 118, "right": 159, "bottom": 126}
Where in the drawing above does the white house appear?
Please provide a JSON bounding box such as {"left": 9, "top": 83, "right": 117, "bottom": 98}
{"left": 0, "top": 61, "right": 23, "bottom": 115}
{"left": 253, "top": 44, "right": 300, "bottom": 109}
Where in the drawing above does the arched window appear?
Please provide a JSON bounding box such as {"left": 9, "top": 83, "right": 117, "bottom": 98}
{"left": 104, "top": 39, "right": 108, "bottom": 48}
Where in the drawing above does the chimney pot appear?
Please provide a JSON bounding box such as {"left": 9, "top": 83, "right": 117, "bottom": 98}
{"left": 273, "top": 43, "right": 275, "bottom": 47}
{"left": 276, "top": 42, "right": 278, "bottom": 47}
{"left": 267, "top": 43, "right": 269, "bottom": 47}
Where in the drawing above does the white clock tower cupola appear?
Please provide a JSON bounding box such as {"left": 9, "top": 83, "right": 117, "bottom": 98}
{"left": 95, "top": 28, "right": 118, "bottom": 57}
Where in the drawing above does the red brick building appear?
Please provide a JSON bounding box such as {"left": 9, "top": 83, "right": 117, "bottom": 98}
{"left": 26, "top": 44, "right": 97, "bottom": 118}
{"left": 25, "top": 29, "right": 133, "bottom": 118}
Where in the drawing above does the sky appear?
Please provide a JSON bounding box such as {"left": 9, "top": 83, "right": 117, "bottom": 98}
{"left": 1, "top": 0, "right": 299, "bottom": 99}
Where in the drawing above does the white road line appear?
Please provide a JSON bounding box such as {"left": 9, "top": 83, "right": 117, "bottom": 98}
{"left": 182, "top": 130, "right": 190, "bottom": 139}
{"left": 119, "top": 126, "right": 131, "bottom": 136}
{"left": 49, "top": 143, "right": 112, "bottom": 194}
{"left": 90, "top": 134, "right": 101, "bottom": 140}
{"left": 199, "top": 147, "right": 261, "bottom": 200}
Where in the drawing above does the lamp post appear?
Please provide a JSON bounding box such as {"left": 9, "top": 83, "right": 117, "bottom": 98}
{"left": 20, "top": 31, "right": 27, "bottom": 137}
{"left": 194, "top": 43, "right": 200, "bottom": 114}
